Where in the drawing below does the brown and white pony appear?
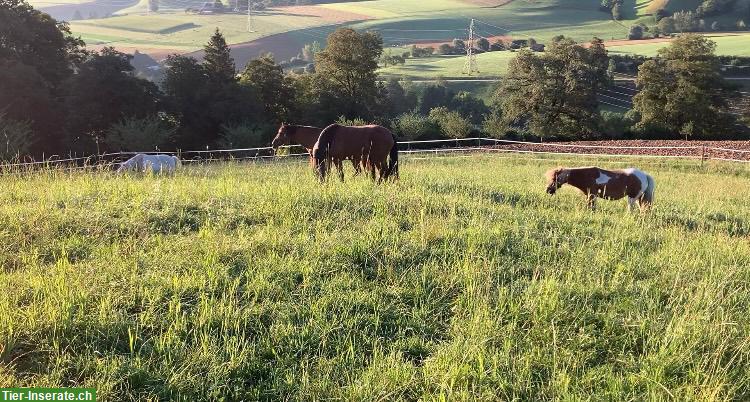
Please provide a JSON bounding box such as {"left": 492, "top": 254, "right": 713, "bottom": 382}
{"left": 545, "top": 166, "right": 655, "bottom": 211}
{"left": 312, "top": 123, "right": 398, "bottom": 183}
{"left": 271, "top": 123, "right": 362, "bottom": 177}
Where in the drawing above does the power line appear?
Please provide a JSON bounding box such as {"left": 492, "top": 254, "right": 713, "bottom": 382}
{"left": 463, "top": 18, "right": 479, "bottom": 75}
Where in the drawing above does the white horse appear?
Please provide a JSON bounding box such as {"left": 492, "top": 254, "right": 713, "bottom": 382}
{"left": 116, "top": 153, "right": 182, "bottom": 175}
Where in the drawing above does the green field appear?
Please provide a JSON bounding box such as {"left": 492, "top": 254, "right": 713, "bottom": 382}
{"left": 65, "top": 0, "right": 634, "bottom": 62}
{"left": 380, "top": 32, "right": 750, "bottom": 79}
{"left": 608, "top": 33, "right": 750, "bottom": 57}
{"left": 380, "top": 52, "right": 516, "bottom": 79}
{"left": 1, "top": 155, "right": 750, "bottom": 399}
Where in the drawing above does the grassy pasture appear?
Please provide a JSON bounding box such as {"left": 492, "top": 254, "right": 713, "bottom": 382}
{"left": 381, "top": 32, "right": 750, "bottom": 79}
{"left": 67, "top": 0, "right": 634, "bottom": 60}
{"left": 608, "top": 33, "right": 750, "bottom": 57}
{"left": 379, "top": 52, "right": 515, "bottom": 79}
{"left": 1, "top": 155, "right": 749, "bottom": 400}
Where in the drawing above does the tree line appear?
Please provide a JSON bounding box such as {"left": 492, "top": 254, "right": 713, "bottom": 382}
{"left": 1, "top": 0, "right": 749, "bottom": 161}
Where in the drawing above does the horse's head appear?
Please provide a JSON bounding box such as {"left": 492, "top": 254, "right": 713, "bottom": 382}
{"left": 545, "top": 167, "right": 569, "bottom": 195}
{"left": 271, "top": 123, "right": 292, "bottom": 150}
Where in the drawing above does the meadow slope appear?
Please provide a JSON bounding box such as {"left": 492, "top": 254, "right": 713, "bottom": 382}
{"left": 1, "top": 155, "right": 749, "bottom": 400}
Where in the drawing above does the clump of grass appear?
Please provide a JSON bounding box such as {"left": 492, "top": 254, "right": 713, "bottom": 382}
{"left": 0, "top": 156, "right": 749, "bottom": 400}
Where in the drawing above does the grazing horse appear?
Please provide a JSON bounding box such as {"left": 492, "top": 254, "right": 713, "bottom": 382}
{"left": 117, "top": 154, "right": 181, "bottom": 175}
{"left": 271, "top": 123, "right": 363, "bottom": 177}
{"left": 312, "top": 124, "right": 398, "bottom": 183}
{"left": 545, "top": 166, "right": 655, "bottom": 211}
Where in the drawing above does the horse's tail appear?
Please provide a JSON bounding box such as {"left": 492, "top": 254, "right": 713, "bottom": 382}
{"left": 313, "top": 124, "right": 338, "bottom": 180}
{"left": 385, "top": 134, "right": 399, "bottom": 180}
{"left": 642, "top": 173, "right": 656, "bottom": 207}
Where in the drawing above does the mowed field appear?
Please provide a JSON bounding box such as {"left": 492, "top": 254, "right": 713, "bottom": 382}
{"left": 1, "top": 155, "right": 750, "bottom": 399}
{"left": 61, "top": 0, "right": 637, "bottom": 64}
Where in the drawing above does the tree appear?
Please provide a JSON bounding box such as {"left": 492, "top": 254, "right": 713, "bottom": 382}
{"left": 203, "top": 28, "right": 235, "bottom": 83}
{"left": 0, "top": 59, "right": 63, "bottom": 153}
{"left": 63, "top": 48, "right": 162, "bottom": 153}
{"left": 105, "top": 116, "right": 175, "bottom": 151}
{"left": 418, "top": 83, "right": 454, "bottom": 115}
{"left": 452, "top": 38, "right": 466, "bottom": 54}
{"left": 392, "top": 112, "right": 439, "bottom": 140}
{"left": 314, "top": 28, "right": 384, "bottom": 119}
{"left": 163, "top": 53, "right": 260, "bottom": 149}
{"left": 629, "top": 25, "right": 644, "bottom": 40}
{"left": 302, "top": 41, "right": 321, "bottom": 62}
{"left": 477, "top": 37, "right": 490, "bottom": 52}
{"left": 496, "top": 37, "right": 610, "bottom": 140}
{"left": 451, "top": 91, "right": 489, "bottom": 124}
{"left": 632, "top": 34, "right": 735, "bottom": 139}
{"left": 217, "top": 122, "right": 270, "bottom": 149}
{"left": 612, "top": 1, "right": 622, "bottom": 20}
{"left": 240, "top": 55, "right": 296, "bottom": 123}
{"left": 490, "top": 40, "right": 506, "bottom": 51}
{"left": 437, "top": 43, "right": 453, "bottom": 55}
{"left": 428, "top": 107, "right": 473, "bottom": 138}
{"left": 0, "top": 112, "right": 33, "bottom": 160}
{"left": 383, "top": 78, "right": 416, "bottom": 117}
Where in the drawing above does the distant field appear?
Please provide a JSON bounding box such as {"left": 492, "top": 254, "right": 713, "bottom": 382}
{"left": 380, "top": 52, "right": 515, "bottom": 79}
{"left": 66, "top": 0, "right": 636, "bottom": 66}
{"left": 381, "top": 32, "right": 750, "bottom": 80}
{"left": 1, "top": 156, "right": 749, "bottom": 399}
{"left": 608, "top": 33, "right": 750, "bottom": 57}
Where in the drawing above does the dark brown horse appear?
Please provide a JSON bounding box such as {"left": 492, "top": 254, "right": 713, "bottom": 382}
{"left": 312, "top": 124, "right": 398, "bottom": 183}
{"left": 545, "top": 166, "right": 655, "bottom": 211}
{"left": 271, "top": 123, "right": 362, "bottom": 177}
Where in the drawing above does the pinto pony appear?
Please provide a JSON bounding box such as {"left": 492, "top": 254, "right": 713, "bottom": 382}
{"left": 545, "top": 166, "right": 655, "bottom": 211}
{"left": 116, "top": 154, "right": 182, "bottom": 175}
{"left": 312, "top": 124, "right": 398, "bottom": 183}
{"left": 271, "top": 123, "right": 363, "bottom": 177}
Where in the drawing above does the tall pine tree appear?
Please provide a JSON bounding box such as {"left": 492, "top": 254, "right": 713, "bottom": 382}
{"left": 203, "top": 28, "right": 235, "bottom": 83}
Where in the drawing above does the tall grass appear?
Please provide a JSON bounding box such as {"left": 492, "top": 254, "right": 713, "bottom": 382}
{"left": 1, "top": 155, "right": 749, "bottom": 400}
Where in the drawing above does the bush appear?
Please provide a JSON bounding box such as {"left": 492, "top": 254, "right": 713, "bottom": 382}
{"left": 428, "top": 107, "right": 473, "bottom": 139}
{"left": 452, "top": 39, "right": 466, "bottom": 54}
{"left": 336, "top": 116, "right": 371, "bottom": 126}
{"left": 217, "top": 122, "right": 271, "bottom": 149}
{"left": 628, "top": 25, "right": 644, "bottom": 40}
{"left": 490, "top": 40, "right": 506, "bottom": 51}
{"left": 481, "top": 112, "right": 508, "bottom": 138}
{"left": 477, "top": 38, "right": 490, "bottom": 52}
{"left": 392, "top": 112, "right": 439, "bottom": 140}
{"left": 105, "top": 116, "right": 175, "bottom": 152}
{"left": 0, "top": 113, "right": 33, "bottom": 160}
{"left": 437, "top": 44, "right": 454, "bottom": 55}
{"left": 600, "top": 110, "right": 636, "bottom": 139}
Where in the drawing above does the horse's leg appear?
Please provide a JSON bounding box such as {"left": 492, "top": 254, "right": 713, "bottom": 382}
{"left": 369, "top": 162, "right": 376, "bottom": 182}
{"left": 377, "top": 160, "right": 387, "bottom": 184}
{"left": 336, "top": 159, "right": 345, "bottom": 182}
{"left": 351, "top": 157, "right": 361, "bottom": 176}
{"left": 587, "top": 194, "right": 597, "bottom": 210}
{"left": 627, "top": 197, "right": 637, "bottom": 212}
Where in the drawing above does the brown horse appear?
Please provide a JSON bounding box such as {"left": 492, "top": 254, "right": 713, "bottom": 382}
{"left": 545, "top": 166, "right": 655, "bottom": 211}
{"left": 312, "top": 124, "right": 398, "bottom": 183}
{"left": 271, "top": 123, "right": 362, "bottom": 177}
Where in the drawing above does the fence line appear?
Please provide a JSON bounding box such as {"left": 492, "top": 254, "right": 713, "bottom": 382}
{"left": 2, "top": 138, "right": 750, "bottom": 170}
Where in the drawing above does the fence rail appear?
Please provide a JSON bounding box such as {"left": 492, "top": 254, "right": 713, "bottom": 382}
{"left": 2, "top": 138, "right": 750, "bottom": 171}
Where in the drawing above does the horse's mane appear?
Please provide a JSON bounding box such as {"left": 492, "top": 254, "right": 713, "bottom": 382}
{"left": 545, "top": 167, "right": 563, "bottom": 182}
